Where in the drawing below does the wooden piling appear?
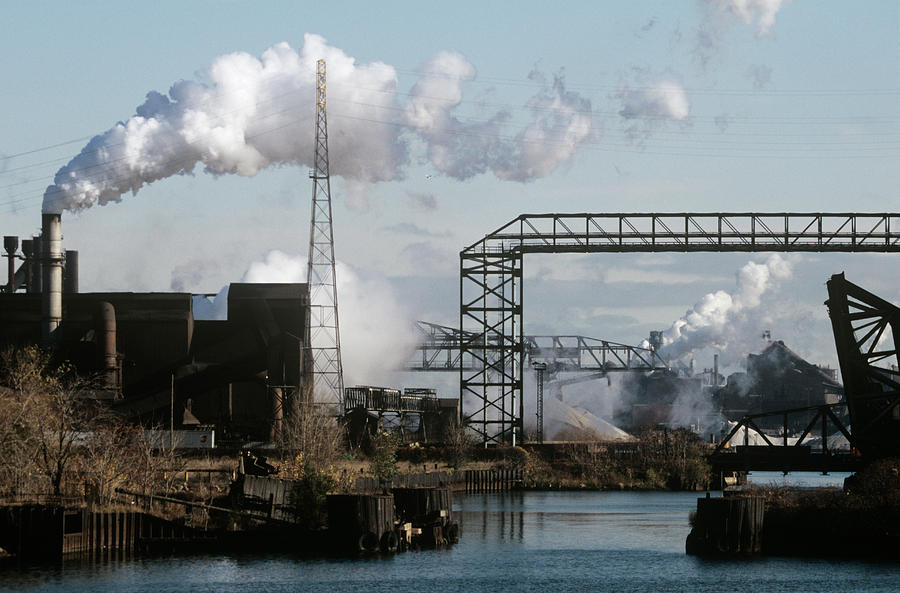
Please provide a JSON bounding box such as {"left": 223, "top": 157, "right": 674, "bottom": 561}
{"left": 686, "top": 495, "right": 765, "bottom": 556}
{"left": 464, "top": 468, "right": 524, "bottom": 493}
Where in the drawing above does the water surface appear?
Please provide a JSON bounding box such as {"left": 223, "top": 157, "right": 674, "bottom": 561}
{"left": 2, "top": 490, "right": 898, "bottom": 592}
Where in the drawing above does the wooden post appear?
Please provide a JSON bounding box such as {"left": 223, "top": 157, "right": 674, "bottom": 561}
{"left": 170, "top": 374, "right": 175, "bottom": 451}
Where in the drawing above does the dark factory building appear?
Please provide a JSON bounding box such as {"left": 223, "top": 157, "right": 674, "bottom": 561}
{"left": 2, "top": 234, "right": 311, "bottom": 443}
{"left": 614, "top": 370, "right": 705, "bottom": 429}
{"left": 714, "top": 340, "right": 843, "bottom": 429}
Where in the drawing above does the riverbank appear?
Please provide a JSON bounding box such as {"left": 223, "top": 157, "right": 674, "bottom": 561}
{"left": 395, "top": 427, "right": 714, "bottom": 492}
{"left": 686, "top": 457, "right": 900, "bottom": 558}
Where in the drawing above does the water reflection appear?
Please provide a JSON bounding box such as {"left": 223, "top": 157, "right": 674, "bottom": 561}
{"left": 467, "top": 492, "right": 525, "bottom": 542}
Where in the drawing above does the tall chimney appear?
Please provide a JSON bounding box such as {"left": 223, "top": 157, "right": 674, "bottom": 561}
{"left": 63, "top": 250, "right": 79, "bottom": 294}
{"left": 713, "top": 354, "right": 719, "bottom": 388}
{"left": 3, "top": 236, "right": 17, "bottom": 293}
{"left": 96, "top": 301, "right": 118, "bottom": 391}
{"left": 41, "top": 213, "right": 63, "bottom": 347}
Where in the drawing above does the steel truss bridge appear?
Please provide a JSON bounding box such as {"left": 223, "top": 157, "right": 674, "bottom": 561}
{"left": 709, "top": 403, "right": 862, "bottom": 474}
{"left": 409, "top": 321, "right": 667, "bottom": 374}
{"left": 460, "top": 213, "right": 900, "bottom": 445}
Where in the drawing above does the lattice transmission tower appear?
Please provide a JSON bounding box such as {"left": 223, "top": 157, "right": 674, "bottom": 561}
{"left": 306, "top": 59, "right": 344, "bottom": 407}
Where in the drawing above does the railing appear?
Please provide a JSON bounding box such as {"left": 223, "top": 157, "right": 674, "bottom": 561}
{"left": 344, "top": 386, "right": 440, "bottom": 412}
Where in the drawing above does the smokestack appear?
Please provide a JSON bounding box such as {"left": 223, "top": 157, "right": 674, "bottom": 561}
{"left": 21, "top": 239, "right": 33, "bottom": 292}
{"left": 30, "top": 235, "right": 42, "bottom": 294}
{"left": 649, "top": 330, "right": 663, "bottom": 352}
{"left": 713, "top": 354, "right": 719, "bottom": 388}
{"left": 41, "top": 213, "right": 63, "bottom": 347}
{"left": 3, "top": 236, "right": 17, "bottom": 294}
{"left": 96, "top": 301, "right": 118, "bottom": 392}
{"left": 63, "top": 250, "right": 78, "bottom": 294}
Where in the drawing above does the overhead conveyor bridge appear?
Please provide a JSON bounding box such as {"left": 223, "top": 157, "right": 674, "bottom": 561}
{"left": 460, "top": 213, "right": 900, "bottom": 445}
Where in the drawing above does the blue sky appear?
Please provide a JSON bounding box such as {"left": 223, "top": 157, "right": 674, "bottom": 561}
{"left": 1, "top": 1, "right": 899, "bottom": 383}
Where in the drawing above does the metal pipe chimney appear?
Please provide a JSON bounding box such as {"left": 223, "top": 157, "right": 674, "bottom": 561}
{"left": 30, "top": 235, "right": 42, "bottom": 294}
{"left": 3, "top": 236, "right": 17, "bottom": 293}
{"left": 63, "top": 250, "right": 78, "bottom": 294}
{"left": 713, "top": 354, "right": 719, "bottom": 388}
{"left": 20, "top": 239, "right": 34, "bottom": 292}
{"left": 96, "top": 301, "right": 118, "bottom": 391}
{"left": 41, "top": 213, "right": 63, "bottom": 347}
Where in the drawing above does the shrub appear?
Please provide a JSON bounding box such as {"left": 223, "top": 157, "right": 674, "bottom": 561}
{"left": 370, "top": 430, "right": 400, "bottom": 483}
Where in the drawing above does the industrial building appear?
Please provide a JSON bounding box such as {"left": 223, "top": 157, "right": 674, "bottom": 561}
{"left": 1, "top": 214, "right": 312, "bottom": 443}
{"left": 714, "top": 340, "right": 844, "bottom": 430}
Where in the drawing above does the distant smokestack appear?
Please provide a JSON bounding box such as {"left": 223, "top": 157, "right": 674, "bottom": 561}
{"left": 41, "top": 213, "right": 63, "bottom": 347}
{"left": 20, "top": 239, "right": 33, "bottom": 292}
{"left": 30, "top": 235, "right": 42, "bottom": 294}
{"left": 96, "top": 301, "right": 118, "bottom": 391}
{"left": 649, "top": 330, "right": 663, "bottom": 352}
{"left": 3, "top": 236, "right": 17, "bottom": 294}
{"left": 713, "top": 354, "right": 719, "bottom": 387}
{"left": 63, "top": 250, "right": 79, "bottom": 294}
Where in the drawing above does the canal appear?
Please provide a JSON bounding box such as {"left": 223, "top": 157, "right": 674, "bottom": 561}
{"left": 2, "top": 488, "right": 899, "bottom": 592}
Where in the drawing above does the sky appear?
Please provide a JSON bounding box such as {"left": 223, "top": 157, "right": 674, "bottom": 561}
{"left": 1, "top": 0, "right": 899, "bottom": 389}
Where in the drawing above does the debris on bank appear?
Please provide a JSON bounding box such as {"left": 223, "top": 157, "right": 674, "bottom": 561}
{"left": 0, "top": 453, "right": 460, "bottom": 562}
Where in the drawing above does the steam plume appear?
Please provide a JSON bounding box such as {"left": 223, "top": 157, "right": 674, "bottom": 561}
{"left": 694, "top": 1, "right": 788, "bottom": 69}
{"left": 617, "top": 76, "right": 690, "bottom": 139}
{"left": 619, "top": 80, "right": 690, "bottom": 121}
{"left": 404, "top": 54, "right": 592, "bottom": 181}
{"left": 657, "top": 255, "right": 793, "bottom": 362}
{"left": 713, "top": 0, "right": 788, "bottom": 37}
{"left": 43, "top": 35, "right": 592, "bottom": 213}
{"left": 194, "top": 249, "right": 416, "bottom": 387}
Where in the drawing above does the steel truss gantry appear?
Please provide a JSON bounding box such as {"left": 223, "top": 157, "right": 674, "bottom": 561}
{"left": 461, "top": 213, "right": 900, "bottom": 445}
{"left": 410, "top": 321, "right": 477, "bottom": 371}
{"left": 409, "top": 321, "right": 667, "bottom": 374}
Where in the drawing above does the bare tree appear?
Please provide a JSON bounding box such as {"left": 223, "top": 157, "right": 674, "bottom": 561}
{"left": 0, "top": 346, "right": 94, "bottom": 497}
{"left": 1, "top": 346, "right": 191, "bottom": 505}
{"left": 278, "top": 403, "right": 344, "bottom": 474}
{"left": 30, "top": 383, "right": 100, "bottom": 496}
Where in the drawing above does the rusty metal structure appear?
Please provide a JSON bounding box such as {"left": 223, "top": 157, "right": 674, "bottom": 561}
{"left": 306, "top": 58, "right": 344, "bottom": 408}
{"left": 461, "top": 213, "right": 900, "bottom": 444}
{"left": 344, "top": 386, "right": 441, "bottom": 414}
{"left": 342, "top": 386, "right": 459, "bottom": 444}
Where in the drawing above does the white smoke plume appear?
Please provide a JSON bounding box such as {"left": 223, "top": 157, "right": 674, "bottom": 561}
{"left": 714, "top": 0, "right": 788, "bottom": 37}
{"left": 617, "top": 75, "right": 690, "bottom": 140}
{"left": 193, "top": 249, "right": 417, "bottom": 387}
{"left": 404, "top": 55, "right": 592, "bottom": 181}
{"left": 694, "top": 1, "right": 788, "bottom": 69}
{"left": 619, "top": 80, "right": 690, "bottom": 120}
{"left": 43, "top": 35, "right": 592, "bottom": 213}
{"left": 657, "top": 255, "right": 793, "bottom": 363}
